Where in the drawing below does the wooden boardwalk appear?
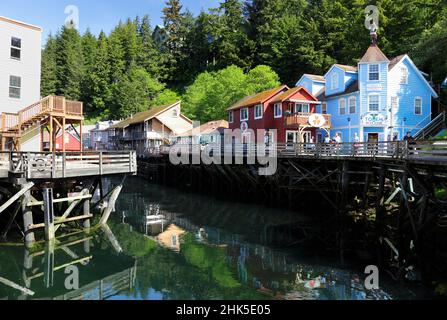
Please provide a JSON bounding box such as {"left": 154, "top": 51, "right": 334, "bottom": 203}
{"left": 152, "top": 140, "right": 447, "bottom": 165}
{"left": 0, "top": 151, "right": 137, "bottom": 181}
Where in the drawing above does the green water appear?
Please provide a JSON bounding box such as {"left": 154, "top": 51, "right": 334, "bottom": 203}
{"left": 0, "top": 177, "right": 434, "bottom": 300}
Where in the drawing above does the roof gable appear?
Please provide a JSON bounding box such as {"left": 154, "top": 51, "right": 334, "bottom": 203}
{"left": 271, "top": 87, "right": 318, "bottom": 103}
{"left": 110, "top": 101, "right": 182, "bottom": 129}
{"left": 389, "top": 55, "right": 438, "bottom": 98}
{"left": 227, "top": 85, "right": 289, "bottom": 111}
{"left": 324, "top": 64, "right": 357, "bottom": 78}
{"left": 359, "top": 45, "right": 390, "bottom": 63}
{"left": 298, "top": 74, "right": 326, "bottom": 84}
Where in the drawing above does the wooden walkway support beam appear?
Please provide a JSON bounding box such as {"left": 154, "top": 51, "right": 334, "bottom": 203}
{"left": 43, "top": 188, "right": 55, "bottom": 242}
{"left": 99, "top": 175, "right": 126, "bottom": 226}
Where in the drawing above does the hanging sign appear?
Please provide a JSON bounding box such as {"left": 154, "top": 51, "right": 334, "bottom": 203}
{"left": 240, "top": 121, "right": 249, "bottom": 132}
{"left": 362, "top": 113, "right": 387, "bottom": 126}
{"left": 308, "top": 114, "right": 326, "bottom": 128}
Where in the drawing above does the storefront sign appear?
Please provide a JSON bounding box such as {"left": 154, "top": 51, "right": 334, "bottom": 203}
{"left": 240, "top": 121, "right": 249, "bottom": 132}
{"left": 367, "top": 83, "right": 383, "bottom": 91}
{"left": 362, "top": 113, "right": 387, "bottom": 126}
{"left": 308, "top": 114, "right": 326, "bottom": 128}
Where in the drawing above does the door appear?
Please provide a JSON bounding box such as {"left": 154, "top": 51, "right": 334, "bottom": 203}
{"left": 368, "top": 133, "right": 379, "bottom": 143}
{"left": 286, "top": 131, "right": 299, "bottom": 150}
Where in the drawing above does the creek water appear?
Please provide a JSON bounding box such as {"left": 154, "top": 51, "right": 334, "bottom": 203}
{"left": 0, "top": 177, "right": 434, "bottom": 300}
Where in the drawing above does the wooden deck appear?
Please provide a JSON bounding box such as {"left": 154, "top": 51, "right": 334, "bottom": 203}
{"left": 0, "top": 151, "right": 137, "bottom": 180}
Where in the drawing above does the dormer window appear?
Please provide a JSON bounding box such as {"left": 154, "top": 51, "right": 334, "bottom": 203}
{"left": 331, "top": 73, "right": 339, "bottom": 90}
{"left": 400, "top": 66, "right": 408, "bottom": 84}
{"left": 369, "top": 64, "right": 379, "bottom": 81}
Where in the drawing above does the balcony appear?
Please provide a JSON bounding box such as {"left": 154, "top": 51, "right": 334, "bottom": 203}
{"left": 285, "top": 113, "right": 332, "bottom": 129}
{"left": 118, "top": 131, "right": 171, "bottom": 141}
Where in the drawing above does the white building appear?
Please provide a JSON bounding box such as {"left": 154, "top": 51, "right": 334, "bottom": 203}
{"left": 0, "top": 16, "right": 42, "bottom": 151}
{"left": 0, "top": 16, "right": 42, "bottom": 113}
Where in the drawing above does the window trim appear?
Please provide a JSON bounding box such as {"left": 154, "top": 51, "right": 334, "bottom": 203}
{"left": 338, "top": 99, "right": 346, "bottom": 115}
{"left": 368, "top": 64, "right": 380, "bottom": 82}
{"left": 274, "top": 103, "right": 282, "bottom": 118}
{"left": 321, "top": 102, "right": 327, "bottom": 115}
{"left": 414, "top": 97, "right": 423, "bottom": 115}
{"left": 294, "top": 103, "right": 310, "bottom": 114}
{"left": 348, "top": 96, "right": 356, "bottom": 114}
{"left": 228, "top": 111, "right": 234, "bottom": 123}
{"left": 10, "top": 37, "right": 21, "bottom": 61}
{"left": 331, "top": 73, "right": 339, "bottom": 90}
{"left": 368, "top": 94, "right": 380, "bottom": 112}
{"left": 9, "top": 75, "right": 21, "bottom": 99}
{"left": 400, "top": 66, "right": 408, "bottom": 85}
{"left": 240, "top": 108, "right": 249, "bottom": 121}
{"left": 254, "top": 104, "right": 263, "bottom": 120}
{"left": 391, "top": 96, "right": 399, "bottom": 112}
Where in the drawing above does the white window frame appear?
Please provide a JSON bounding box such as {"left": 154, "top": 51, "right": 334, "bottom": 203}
{"left": 321, "top": 103, "right": 327, "bottom": 114}
{"left": 240, "top": 108, "right": 249, "bottom": 121}
{"left": 368, "top": 64, "right": 380, "bottom": 81}
{"left": 11, "top": 37, "right": 21, "bottom": 61}
{"left": 338, "top": 99, "right": 346, "bottom": 115}
{"left": 391, "top": 96, "right": 399, "bottom": 112}
{"left": 274, "top": 103, "right": 282, "bottom": 118}
{"left": 9, "top": 75, "right": 21, "bottom": 99}
{"left": 414, "top": 97, "right": 422, "bottom": 115}
{"left": 368, "top": 94, "right": 380, "bottom": 112}
{"left": 400, "top": 66, "right": 408, "bottom": 85}
{"left": 228, "top": 111, "right": 234, "bottom": 123}
{"left": 331, "top": 73, "right": 339, "bottom": 90}
{"left": 349, "top": 97, "right": 356, "bottom": 114}
{"left": 254, "top": 104, "right": 263, "bottom": 120}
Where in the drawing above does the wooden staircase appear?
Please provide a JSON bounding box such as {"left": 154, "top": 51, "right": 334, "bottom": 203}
{"left": 0, "top": 96, "right": 84, "bottom": 151}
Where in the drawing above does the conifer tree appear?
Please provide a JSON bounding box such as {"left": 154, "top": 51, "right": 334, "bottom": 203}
{"left": 41, "top": 34, "right": 58, "bottom": 97}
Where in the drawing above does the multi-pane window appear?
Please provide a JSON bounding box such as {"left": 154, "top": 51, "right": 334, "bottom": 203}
{"left": 228, "top": 111, "right": 234, "bottom": 123}
{"left": 240, "top": 108, "right": 248, "bottom": 121}
{"left": 369, "top": 64, "right": 379, "bottom": 81}
{"left": 295, "top": 103, "right": 310, "bottom": 113}
{"left": 9, "top": 75, "right": 21, "bottom": 99}
{"left": 274, "top": 103, "right": 282, "bottom": 118}
{"left": 349, "top": 97, "right": 356, "bottom": 114}
{"left": 321, "top": 103, "right": 327, "bottom": 114}
{"left": 11, "top": 37, "right": 21, "bottom": 60}
{"left": 391, "top": 96, "right": 398, "bottom": 111}
{"left": 369, "top": 94, "right": 380, "bottom": 112}
{"left": 400, "top": 67, "right": 408, "bottom": 84}
{"left": 331, "top": 73, "right": 339, "bottom": 90}
{"left": 414, "top": 97, "right": 422, "bottom": 115}
{"left": 339, "top": 99, "right": 346, "bottom": 115}
{"left": 254, "top": 104, "right": 263, "bottom": 119}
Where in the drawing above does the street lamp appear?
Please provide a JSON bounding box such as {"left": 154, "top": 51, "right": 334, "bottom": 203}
{"left": 348, "top": 117, "right": 351, "bottom": 142}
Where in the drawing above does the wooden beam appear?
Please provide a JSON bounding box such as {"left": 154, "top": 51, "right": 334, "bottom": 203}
{"left": 54, "top": 189, "right": 90, "bottom": 232}
{"left": 0, "top": 182, "right": 34, "bottom": 215}
{"left": 27, "top": 193, "right": 92, "bottom": 207}
{"left": 99, "top": 175, "right": 126, "bottom": 225}
{"left": 0, "top": 277, "right": 35, "bottom": 296}
{"left": 29, "top": 214, "right": 94, "bottom": 230}
{"left": 43, "top": 188, "right": 55, "bottom": 241}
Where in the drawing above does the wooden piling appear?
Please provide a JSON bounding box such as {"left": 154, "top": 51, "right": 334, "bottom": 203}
{"left": 22, "top": 190, "right": 35, "bottom": 247}
{"left": 43, "top": 188, "right": 55, "bottom": 241}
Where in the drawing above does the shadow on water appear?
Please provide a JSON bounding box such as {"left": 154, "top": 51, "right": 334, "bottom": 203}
{"left": 0, "top": 177, "right": 435, "bottom": 300}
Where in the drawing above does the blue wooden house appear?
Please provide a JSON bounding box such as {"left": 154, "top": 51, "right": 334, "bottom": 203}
{"left": 297, "top": 44, "right": 439, "bottom": 143}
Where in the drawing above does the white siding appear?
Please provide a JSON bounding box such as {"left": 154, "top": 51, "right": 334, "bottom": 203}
{"left": 0, "top": 17, "right": 42, "bottom": 114}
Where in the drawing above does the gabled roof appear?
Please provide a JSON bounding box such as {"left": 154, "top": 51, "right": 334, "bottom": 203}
{"left": 179, "top": 120, "right": 229, "bottom": 137}
{"left": 109, "top": 101, "right": 181, "bottom": 129}
{"left": 324, "top": 64, "right": 358, "bottom": 78}
{"left": 318, "top": 81, "right": 359, "bottom": 101}
{"left": 388, "top": 54, "right": 406, "bottom": 71}
{"left": 227, "top": 85, "right": 289, "bottom": 111}
{"left": 387, "top": 54, "right": 438, "bottom": 98}
{"left": 360, "top": 44, "right": 390, "bottom": 63}
{"left": 271, "top": 87, "right": 318, "bottom": 103}
{"left": 302, "top": 74, "right": 326, "bottom": 83}
{"left": 334, "top": 64, "right": 358, "bottom": 73}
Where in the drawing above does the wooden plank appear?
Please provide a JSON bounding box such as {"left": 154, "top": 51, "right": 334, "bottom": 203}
{"left": 0, "top": 277, "right": 35, "bottom": 296}
{"left": 27, "top": 193, "right": 92, "bottom": 207}
{"left": 0, "top": 182, "right": 34, "bottom": 215}
{"left": 29, "top": 214, "right": 94, "bottom": 230}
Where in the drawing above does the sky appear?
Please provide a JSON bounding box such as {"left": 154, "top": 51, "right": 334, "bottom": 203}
{"left": 0, "top": 0, "right": 222, "bottom": 43}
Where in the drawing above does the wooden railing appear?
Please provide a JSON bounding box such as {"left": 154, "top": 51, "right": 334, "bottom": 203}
{"left": 0, "top": 96, "right": 83, "bottom": 132}
{"left": 158, "top": 140, "right": 447, "bottom": 163}
{"left": 285, "top": 113, "right": 332, "bottom": 128}
{"left": 7, "top": 151, "right": 137, "bottom": 179}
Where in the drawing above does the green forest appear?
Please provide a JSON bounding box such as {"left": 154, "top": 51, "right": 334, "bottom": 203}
{"left": 40, "top": 0, "right": 447, "bottom": 124}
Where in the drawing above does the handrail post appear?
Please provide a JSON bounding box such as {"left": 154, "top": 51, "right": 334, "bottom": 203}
{"left": 99, "top": 152, "right": 103, "bottom": 175}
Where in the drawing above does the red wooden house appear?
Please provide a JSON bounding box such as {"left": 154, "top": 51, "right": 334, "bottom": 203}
{"left": 227, "top": 86, "right": 331, "bottom": 144}
{"left": 43, "top": 130, "right": 81, "bottom": 152}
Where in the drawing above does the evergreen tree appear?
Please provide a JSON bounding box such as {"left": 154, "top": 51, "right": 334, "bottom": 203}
{"left": 55, "top": 26, "right": 84, "bottom": 100}
{"left": 137, "top": 15, "right": 164, "bottom": 80}
{"left": 41, "top": 34, "right": 58, "bottom": 97}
